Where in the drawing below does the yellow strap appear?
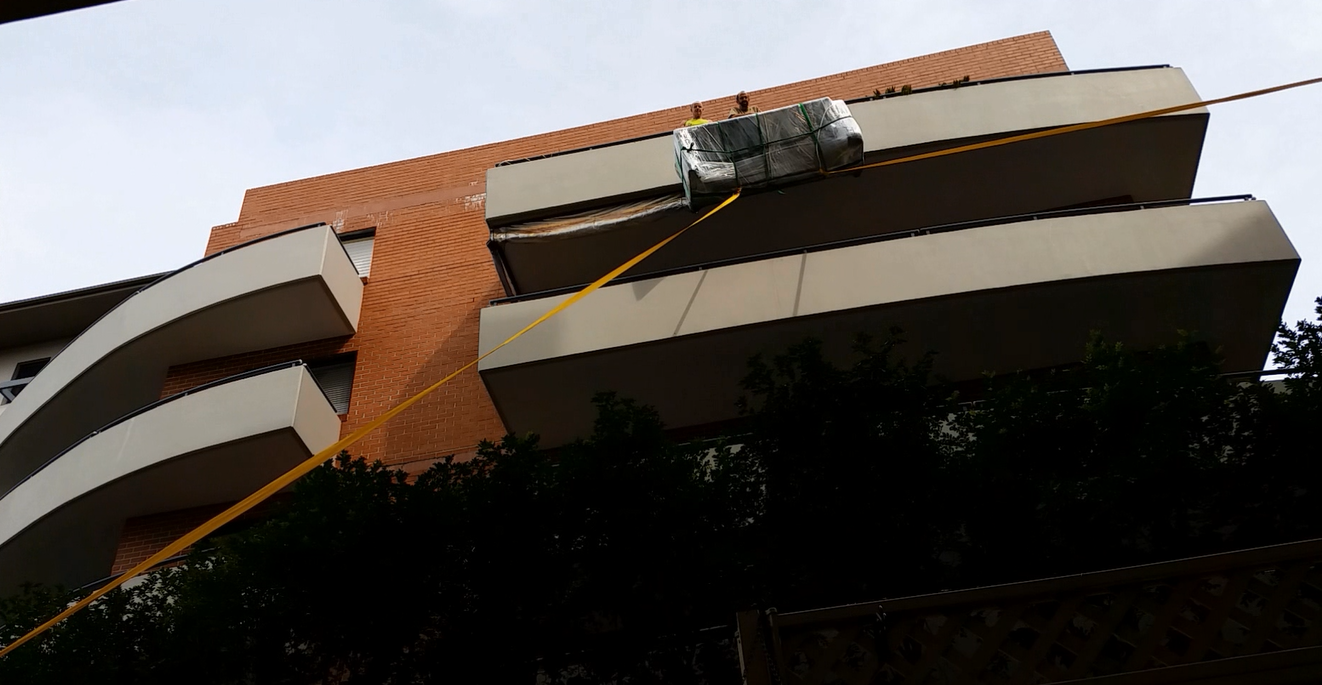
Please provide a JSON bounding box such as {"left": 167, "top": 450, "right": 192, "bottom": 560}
{"left": 4, "top": 72, "right": 1322, "bottom": 659}
{"left": 827, "top": 75, "right": 1322, "bottom": 176}
{"left": 0, "top": 192, "right": 741, "bottom": 660}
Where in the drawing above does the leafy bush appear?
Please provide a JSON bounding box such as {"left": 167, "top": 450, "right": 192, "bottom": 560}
{"left": 4, "top": 299, "right": 1321, "bottom": 684}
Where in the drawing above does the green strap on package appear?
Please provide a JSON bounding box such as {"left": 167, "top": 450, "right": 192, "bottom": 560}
{"left": 672, "top": 97, "right": 864, "bottom": 204}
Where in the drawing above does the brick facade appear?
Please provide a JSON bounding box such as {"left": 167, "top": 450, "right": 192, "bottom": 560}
{"left": 130, "top": 31, "right": 1065, "bottom": 573}
{"left": 180, "top": 32, "right": 1065, "bottom": 471}
{"left": 110, "top": 498, "right": 287, "bottom": 575}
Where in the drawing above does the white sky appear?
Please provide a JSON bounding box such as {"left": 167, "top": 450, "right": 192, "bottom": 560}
{"left": 1, "top": 0, "right": 1320, "bottom": 331}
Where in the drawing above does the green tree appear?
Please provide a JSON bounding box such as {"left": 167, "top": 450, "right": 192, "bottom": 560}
{"left": 734, "top": 334, "right": 956, "bottom": 609}
{"left": 3, "top": 300, "right": 1321, "bottom": 684}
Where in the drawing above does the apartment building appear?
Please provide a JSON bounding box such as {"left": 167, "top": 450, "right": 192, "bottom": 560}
{"left": 0, "top": 31, "right": 1302, "bottom": 668}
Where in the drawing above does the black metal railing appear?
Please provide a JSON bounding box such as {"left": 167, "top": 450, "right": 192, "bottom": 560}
{"left": 72, "top": 548, "right": 211, "bottom": 595}
{"left": 135, "top": 221, "right": 354, "bottom": 306}
{"left": 844, "top": 64, "right": 1171, "bottom": 106}
{"left": 5, "top": 222, "right": 348, "bottom": 394}
{"left": 489, "top": 194, "right": 1255, "bottom": 306}
{"left": 0, "top": 221, "right": 354, "bottom": 461}
{"left": 0, "top": 361, "right": 311, "bottom": 504}
{"left": 1222, "top": 367, "right": 1304, "bottom": 381}
{"left": 0, "top": 377, "right": 32, "bottom": 403}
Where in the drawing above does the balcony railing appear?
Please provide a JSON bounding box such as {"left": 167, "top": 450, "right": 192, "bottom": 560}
{"left": 0, "top": 361, "right": 316, "bottom": 505}
{"left": 0, "top": 377, "right": 31, "bottom": 403}
{"left": 489, "top": 195, "right": 1256, "bottom": 306}
{"left": 478, "top": 197, "right": 1297, "bottom": 449}
{"left": 0, "top": 222, "right": 363, "bottom": 499}
{"left": 490, "top": 66, "right": 1173, "bottom": 170}
{"left": 484, "top": 66, "right": 1209, "bottom": 297}
{"left": 0, "top": 361, "right": 342, "bottom": 591}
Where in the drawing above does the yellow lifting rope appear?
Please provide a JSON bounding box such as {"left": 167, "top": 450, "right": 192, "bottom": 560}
{"left": 2, "top": 74, "right": 1320, "bottom": 661}
{"left": 825, "top": 75, "right": 1322, "bottom": 176}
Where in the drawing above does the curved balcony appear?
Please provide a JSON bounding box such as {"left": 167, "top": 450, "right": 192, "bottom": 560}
{"left": 0, "top": 224, "right": 362, "bottom": 498}
{"left": 479, "top": 198, "right": 1298, "bottom": 448}
{"left": 0, "top": 363, "right": 340, "bottom": 591}
{"left": 486, "top": 66, "right": 1211, "bottom": 295}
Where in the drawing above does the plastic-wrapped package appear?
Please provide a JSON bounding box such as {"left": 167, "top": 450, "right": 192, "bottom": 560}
{"left": 673, "top": 97, "right": 863, "bottom": 203}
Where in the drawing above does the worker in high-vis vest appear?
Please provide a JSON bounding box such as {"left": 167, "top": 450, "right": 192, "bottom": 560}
{"left": 683, "top": 102, "right": 711, "bottom": 127}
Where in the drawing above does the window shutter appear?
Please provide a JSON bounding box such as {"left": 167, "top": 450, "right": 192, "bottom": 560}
{"left": 308, "top": 359, "right": 356, "bottom": 415}
{"left": 343, "top": 237, "right": 374, "bottom": 277}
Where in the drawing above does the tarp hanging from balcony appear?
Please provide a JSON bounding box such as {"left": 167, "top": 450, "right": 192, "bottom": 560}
{"left": 673, "top": 97, "right": 863, "bottom": 204}
{"left": 488, "top": 194, "right": 688, "bottom": 243}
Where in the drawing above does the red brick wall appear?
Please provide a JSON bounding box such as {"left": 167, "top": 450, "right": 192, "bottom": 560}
{"left": 110, "top": 499, "right": 286, "bottom": 575}
{"left": 125, "top": 33, "right": 1065, "bottom": 575}
{"left": 178, "top": 32, "right": 1066, "bottom": 470}
{"left": 112, "top": 507, "right": 212, "bottom": 575}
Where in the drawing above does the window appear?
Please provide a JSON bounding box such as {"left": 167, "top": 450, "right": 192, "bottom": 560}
{"left": 308, "top": 354, "right": 357, "bottom": 415}
{"left": 1, "top": 357, "right": 51, "bottom": 402}
{"left": 13, "top": 358, "right": 50, "bottom": 380}
{"left": 341, "top": 230, "right": 375, "bottom": 278}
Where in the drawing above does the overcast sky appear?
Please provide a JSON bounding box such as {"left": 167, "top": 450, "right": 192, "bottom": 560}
{"left": 1, "top": 0, "right": 1320, "bottom": 330}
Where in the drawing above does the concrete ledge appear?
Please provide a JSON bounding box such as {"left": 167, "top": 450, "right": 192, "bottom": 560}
{"left": 485, "top": 67, "right": 1204, "bottom": 226}
{"left": 488, "top": 68, "right": 1211, "bottom": 295}
{"left": 0, "top": 224, "right": 362, "bottom": 496}
{"left": 0, "top": 364, "right": 340, "bottom": 591}
{"left": 479, "top": 200, "right": 1297, "bottom": 447}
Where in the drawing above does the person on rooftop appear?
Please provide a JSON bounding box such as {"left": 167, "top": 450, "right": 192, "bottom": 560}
{"left": 727, "top": 91, "right": 760, "bottom": 119}
{"left": 683, "top": 102, "right": 711, "bottom": 127}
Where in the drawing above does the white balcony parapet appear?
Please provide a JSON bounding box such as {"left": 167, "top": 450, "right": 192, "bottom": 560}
{"left": 0, "top": 224, "right": 362, "bottom": 498}
{"left": 479, "top": 200, "right": 1298, "bottom": 448}
{"left": 485, "top": 66, "right": 1204, "bottom": 224}
{"left": 485, "top": 67, "right": 1212, "bottom": 295}
{"left": 0, "top": 363, "right": 340, "bottom": 591}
